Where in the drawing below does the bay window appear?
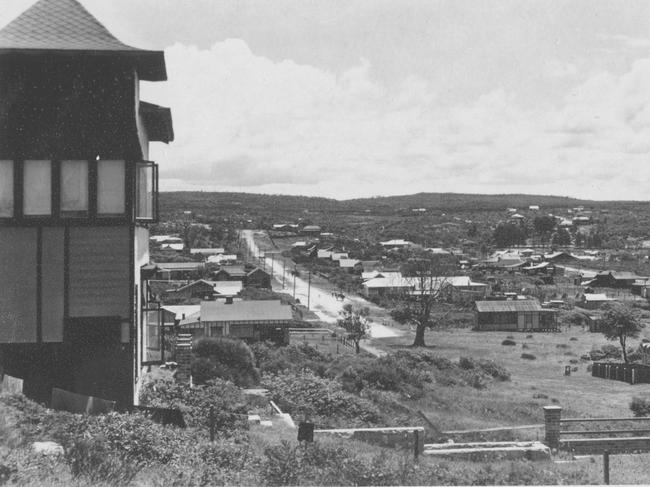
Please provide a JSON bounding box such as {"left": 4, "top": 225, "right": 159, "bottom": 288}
{"left": 0, "top": 160, "right": 13, "bottom": 217}
{"left": 97, "top": 159, "right": 125, "bottom": 215}
{"left": 60, "top": 160, "right": 89, "bottom": 216}
{"left": 23, "top": 160, "right": 51, "bottom": 216}
{"left": 135, "top": 161, "right": 157, "bottom": 222}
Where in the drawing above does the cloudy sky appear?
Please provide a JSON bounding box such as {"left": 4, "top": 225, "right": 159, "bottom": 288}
{"left": 4, "top": 1, "right": 650, "bottom": 200}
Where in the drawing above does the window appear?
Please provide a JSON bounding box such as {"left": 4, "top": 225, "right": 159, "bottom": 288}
{"left": 97, "top": 160, "right": 125, "bottom": 215}
{"left": 0, "top": 160, "right": 13, "bottom": 217}
{"left": 23, "top": 160, "right": 51, "bottom": 216}
{"left": 60, "top": 160, "right": 88, "bottom": 216}
{"left": 135, "top": 161, "right": 158, "bottom": 221}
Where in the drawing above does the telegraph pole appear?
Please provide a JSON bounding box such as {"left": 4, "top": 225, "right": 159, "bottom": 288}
{"left": 307, "top": 267, "right": 312, "bottom": 310}
{"left": 282, "top": 259, "right": 286, "bottom": 288}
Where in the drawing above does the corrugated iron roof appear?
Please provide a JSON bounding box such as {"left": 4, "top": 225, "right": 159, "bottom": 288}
{"left": 475, "top": 300, "right": 548, "bottom": 312}
{"left": 196, "top": 300, "right": 293, "bottom": 323}
{"left": 0, "top": 0, "right": 166, "bottom": 80}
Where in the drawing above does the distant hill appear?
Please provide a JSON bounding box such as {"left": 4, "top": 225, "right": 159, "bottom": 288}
{"left": 160, "top": 191, "right": 636, "bottom": 218}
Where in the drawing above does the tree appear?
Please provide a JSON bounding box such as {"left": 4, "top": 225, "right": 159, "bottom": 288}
{"left": 493, "top": 222, "right": 525, "bottom": 247}
{"left": 533, "top": 216, "right": 556, "bottom": 237}
{"left": 337, "top": 304, "right": 370, "bottom": 354}
{"left": 550, "top": 228, "right": 571, "bottom": 246}
{"left": 390, "top": 253, "right": 455, "bottom": 347}
{"left": 600, "top": 303, "right": 645, "bottom": 363}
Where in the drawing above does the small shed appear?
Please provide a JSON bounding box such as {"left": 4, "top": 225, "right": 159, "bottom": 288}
{"left": 475, "top": 300, "right": 557, "bottom": 331}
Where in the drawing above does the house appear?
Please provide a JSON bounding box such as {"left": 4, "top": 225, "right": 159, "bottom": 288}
{"left": 190, "top": 248, "right": 225, "bottom": 256}
{"left": 543, "top": 252, "right": 577, "bottom": 265}
{"left": 330, "top": 251, "right": 349, "bottom": 261}
{"left": 475, "top": 300, "right": 557, "bottom": 331}
{"left": 179, "top": 300, "right": 294, "bottom": 344}
{"left": 579, "top": 293, "right": 612, "bottom": 309}
{"left": 301, "top": 225, "right": 322, "bottom": 237}
{"left": 214, "top": 265, "right": 248, "bottom": 281}
{"left": 338, "top": 259, "right": 363, "bottom": 273}
{"left": 246, "top": 267, "right": 272, "bottom": 288}
{"left": 154, "top": 236, "right": 184, "bottom": 251}
{"left": 155, "top": 262, "right": 205, "bottom": 280}
{"left": 162, "top": 279, "right": 244, "bottom": 301}
{"left": 529, "top": 205, "right": 540, "bottom": 211}
{"left": 631, "top": 280, "right": 650, "bottom": 298}
{"left": 317, "top": 248, "right": 334, "bottom": 259}
{"left": 590, "top": 271, "right": 643, "bottom": 289}
{"left": 0, "top": 0, "right": 173, "bottom": 407}
{"left": 380, "top": 239, "right": 414, "bottom": 248}
{"left": 213, "top": 266, "right": 271, "bottom": 288}
{"left": 206, "top": 254, "right": 238, "bottom": 264}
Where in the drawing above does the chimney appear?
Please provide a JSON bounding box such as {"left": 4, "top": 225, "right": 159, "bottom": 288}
{"left": 175, "top": 334, "right": 193, "bottom": 384}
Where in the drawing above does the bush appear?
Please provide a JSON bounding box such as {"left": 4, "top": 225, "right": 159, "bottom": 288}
{"left": 526, "top": 334, "right": 533, "bottom": 338}
{"left": 192, "top": 337, "right": 260, "bottom": 386}
{"left": 521, "top": 353, "right": 537, "bottom": 360}
{"left": 502, "top": 339, "right": 516, "bottom": 346}
{"left": 251, "top": 342, "right": 329, "bottom": 376}
{"left": 570, "top": 337, "right": 578, "bottom": 341}
{"left": 601, "top": 344, "right": 622, "bottom": 359}
{"left": 140, "top": 378, "right": 248, "bottom": 434}
{"left": 556, "top": 344, "right": 570, "bottom": 349}
{"left": 65, "top": 437, "right": 142, "bottom": 485}
{"left": 630, "top": 396, "right": 650, "bottom": 417}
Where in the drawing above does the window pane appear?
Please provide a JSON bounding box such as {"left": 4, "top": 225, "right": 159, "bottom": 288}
{"left": 136, "top": 163, "right": 154, "bottom": 220}
{"left": 60, "top": 160, "right": 88, "bottom": 214}
{"left": 97, "top": 160, "right": 125, "bottom": 215}
{"left": 23, "top": 160, "right": 51, "bottom": 216}
{"left": 0, "top": 160, "right": 13, "bottom": 217}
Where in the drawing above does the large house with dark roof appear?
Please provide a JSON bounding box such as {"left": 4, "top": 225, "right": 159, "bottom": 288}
{"left": 0, "top": 0, "right": 172, "bottom": 407}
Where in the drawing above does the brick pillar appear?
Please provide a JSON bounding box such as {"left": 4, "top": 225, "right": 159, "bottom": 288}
{"left": 543, "top": 405, "right": 562, "bottom": 449}
{"left": 175, "top": 334, "right": 193, "bottom": 384}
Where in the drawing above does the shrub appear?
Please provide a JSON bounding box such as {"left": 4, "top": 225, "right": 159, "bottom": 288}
{"left": 65, "top": 437, "right": 142, "bottom": 485}
{"left": 601, "top": 344, "right": 622, "bottom": 359}
{"left": 192, "top": 337, "right": 260, "bottom": 386}
{"left": 522, "top": 343, "right": 529, "bottom": 349}
{"left": 502, "top": 339, "right": 516, "bottom": 346}
{"left": 630, "top": 396, "right": 650, "bottom": 417}
{"left": 526, "top": 334, "right": 533, "bottom": 338}
{"left": 521, "top": 353, "right": 536, "bottom": 360}
{"left": 140, "top": 378, "right": 248, "bottom": 433}
{"left": 556, "top": 344, "right": 570, "bottom": 349}
{"left": 570, "top": 337, "right": 578, "bottom": 341}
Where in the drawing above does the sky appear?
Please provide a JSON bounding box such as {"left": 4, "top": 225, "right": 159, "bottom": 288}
{"left": 4, "top": 0, "right": 650, "bottom": 200}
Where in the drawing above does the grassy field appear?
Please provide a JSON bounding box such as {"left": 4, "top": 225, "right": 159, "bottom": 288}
{"left": 373, "top": 326, "right": 650, "bottom": 434}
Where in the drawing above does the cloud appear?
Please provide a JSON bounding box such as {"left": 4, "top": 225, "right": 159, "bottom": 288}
{"left": 600, "top": 34, "right": 650, "bottom": 50}
{"left": 145, "top": 39, "right": 650, "bottom": 200}
{"left": 543, "top": 59, "right": 579, "bottom": 79}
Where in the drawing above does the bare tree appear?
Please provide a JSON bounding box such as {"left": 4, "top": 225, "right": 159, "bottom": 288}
{"left": 390, "top": 253, "right": 456, "bottom": 347}
{"left": 338, "top": 304, "right": 370, "bottom": 354}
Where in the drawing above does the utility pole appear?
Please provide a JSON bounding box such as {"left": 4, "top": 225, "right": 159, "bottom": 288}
{"left": 282, "top": 259, "right": 286, "bottom": 289}
{"left": 307, "top": 266, "right": 312, "bottom": 310}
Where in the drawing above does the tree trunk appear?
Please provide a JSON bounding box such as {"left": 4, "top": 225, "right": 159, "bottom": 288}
{"left": 355, "top": 340, "right": 360, "bottom": 354}
{"left": 413, "top": 324, "right": 426, "bottom": 347}
{"left": 620, "top": 335, "right": 628, "bottom": 363}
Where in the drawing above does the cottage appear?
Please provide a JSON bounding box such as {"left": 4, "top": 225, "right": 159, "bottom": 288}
{"left": 179, "top": 300, "right": 294, "bottom": 343}
{"left": 544, "top": 251, "right": 577, "bottom": 265}
{"left": 301, "top": 225, "right": 322, "bottom": 236}
{"left": 590, "top": 271, "right": 643, "bottom": 289}
{"left": 579, "top": 293, "right": 612, "bottom": 310}
{"left": 190, "top": 248, "right": 225, "bottom": 256}
{"left": 155, "top": 262, "right": 205, "bottom": 280}
{"left": 380, "top": 239, "right": 414, "bottom": 248}
{"left": 339, "top": 259, "right": 362, "bottom": 272}
{"left": 0, "top": 0, "right": 172, "bottom": 406}
{"left": 475, "top": 300, "right": 557, "bottom": 331}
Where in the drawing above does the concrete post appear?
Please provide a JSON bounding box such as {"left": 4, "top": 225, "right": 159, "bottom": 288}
{"left": 175, "top": 334, "right": 193, "bottom": 384}
{"left": 543, "top": 405, "right": 562, "bottom": 449}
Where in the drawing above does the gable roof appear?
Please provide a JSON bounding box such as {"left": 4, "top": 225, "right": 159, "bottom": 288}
{"left": 475, "top": 300, "right": 547, "bottom": 313}
{"left": 0, "top": 0, "right": 166, "bottom": 80}
{"left": 195, "top": 300, "right": 293, "bottom": 323}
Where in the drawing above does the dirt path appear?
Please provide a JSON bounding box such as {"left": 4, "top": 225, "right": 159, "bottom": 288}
{"left": 240, "top": 230, "right": 409, "bottom": 354}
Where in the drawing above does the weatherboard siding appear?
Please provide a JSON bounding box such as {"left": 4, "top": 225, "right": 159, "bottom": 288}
{"left": 68, "top": 226, "right": 130, "bottom": 318}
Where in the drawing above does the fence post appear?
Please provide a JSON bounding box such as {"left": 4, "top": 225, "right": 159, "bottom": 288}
{"left": 543, "top": 405, "right": 562, "bottom": 450}
{"left": 603, "top": 450, "right": 610, "bottom": 485}
{"left": 414, "top": 429, "right": 420, "bottom": 461}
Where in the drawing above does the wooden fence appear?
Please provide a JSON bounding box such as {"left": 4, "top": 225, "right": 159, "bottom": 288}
{"left": 544, "top": 405, "right": 650, "bottom": 454}
{"left": 591, "top": 362, "right": 650, "bottom": 385}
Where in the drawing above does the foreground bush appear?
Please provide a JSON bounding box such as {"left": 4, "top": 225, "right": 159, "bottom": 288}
{"left": 192, "top": 337, "right": 260, "bottom": 386}
{"left": 140, "top": 378, "right": 248, "bottom": 434}
{"left": 262, "top": 370, "right": 382, "bottom": 427}
{"left": 630, "top": 396, "right": 650, "bottom": 417}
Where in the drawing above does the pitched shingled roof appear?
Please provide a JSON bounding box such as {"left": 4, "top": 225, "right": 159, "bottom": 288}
{"left": 0, "top": 0, "right": 166, "bottom": 81}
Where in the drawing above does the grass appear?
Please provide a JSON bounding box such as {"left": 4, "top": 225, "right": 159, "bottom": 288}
{"left": 372, "top": 327, "right": 645, "bottom": 434}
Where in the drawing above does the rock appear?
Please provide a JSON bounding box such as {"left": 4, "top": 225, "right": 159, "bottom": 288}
{"left": 32, "top": 441, "right": 64, "bottom": 456}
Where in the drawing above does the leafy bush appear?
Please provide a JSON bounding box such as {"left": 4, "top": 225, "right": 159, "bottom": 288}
{"left": 630, "top": 396, "right": 650, "bottom": 417}
{"left": 140, "top": 378, "right": 248, "bottom": 434}
{"left": 192, "top": 337, "right": 260, "bottom": 386}
{"left": 601, "top": 344, "right": 622, "bottom": 359}
{"left": 521, "top": 353, "right": 537, "bottom": 360}
{"left": 251, "top": 342, "right": 329, "bottom": 376}
{"left": 262, "top": 370, "right": 382, "bottom": 427}
{"left": 502, "top": 339, "right": 516, "bottom": 346}
{"left": 65, "top": 437, "right": 142, "bottom": 485}
{"left": 570, "top": 337, "right": 578, "bottom": 341}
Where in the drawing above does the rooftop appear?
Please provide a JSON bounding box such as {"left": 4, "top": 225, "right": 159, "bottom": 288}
{"left": 0, "top": 0, "right": 166, "bottom": 80}
{"left": 189, "top": 300, "right": 294, "bottom": 324}
{"left": 475, "top": 300, "right": 548, "bottom": 313}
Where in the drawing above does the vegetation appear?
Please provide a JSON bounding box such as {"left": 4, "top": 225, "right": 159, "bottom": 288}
{"left": 337, "top": 304, "right": 370, "bottom": 353}
{"left": 191, "top": 337, "right": 260, "bottom": 386}
{"left": 600, "top": 303, "right": 645, "bottom": 363}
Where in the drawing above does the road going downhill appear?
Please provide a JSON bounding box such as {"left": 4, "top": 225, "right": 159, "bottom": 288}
{"left": 240, "top": 230, "right": 406, "bottom": 354}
